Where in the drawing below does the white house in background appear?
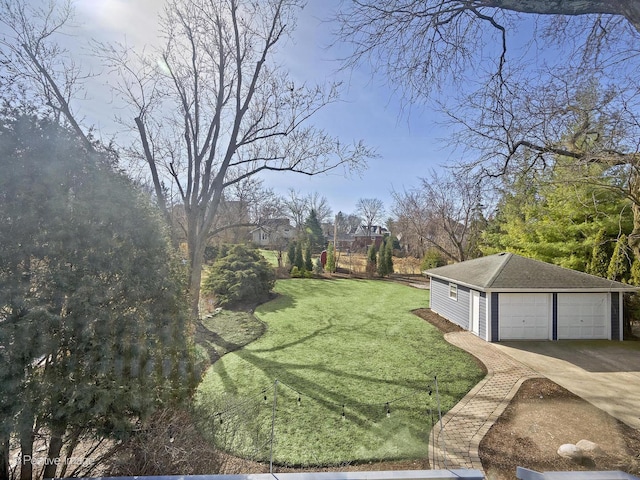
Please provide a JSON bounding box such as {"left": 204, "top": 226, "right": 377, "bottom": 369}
{"left": 424, "top": 252, "right": 637, "bottom": 342}
{"left": 250, "top": 218, "right": 294, "bottom": 247}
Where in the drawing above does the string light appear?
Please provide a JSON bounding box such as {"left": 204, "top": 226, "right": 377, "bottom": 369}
{"left": 207, "top": 378, "right": 437, "bottom": 428}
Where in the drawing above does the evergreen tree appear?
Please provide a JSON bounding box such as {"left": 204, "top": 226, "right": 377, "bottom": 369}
{"left": 631, "top": 258, "right": 640, "bottom": 286}
{"left": 203, "top": 245, "right": 275, "bottom": 307}
{"left": 385, "top": 236, "right": 394, "bottom": 275}
{"left": 366, "top": 243, "right": 377, "bottom": 277}
{"left": 376, "top": 237, "right": 395, "bottom": 277}
{"left": 294, "top": 241, "right": 305, "bottom": 271}
{"left": 326, "top": 243, "right": 336, "bottom": 273}
{"left": 377, "top": 239, "right": 388, "bottom": 276}
{"left": 0, "top": 114, "right": 194, "bottom": 480}
{"left": 304, "top": 243, "right": 313, "bottom": 271}
{"left": 587, "top": 228, "right": 610, "bottom": 277}
{"left": 607, "top": 234, "right": 630, "bottom": 282}
{"left": 482, "top": 158, "right": 632, "bottom": 271}
{"left": 421, "top": 249, "right": 446, "bottom": 270}
{"left": 287, "top": 242, "right": 296, "bottom": 267}
{"left": 304, "top": 209, "right": 325, "bottom": 252}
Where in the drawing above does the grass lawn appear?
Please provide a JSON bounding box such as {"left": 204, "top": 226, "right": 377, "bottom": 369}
{"left": 198, "top": 310, "right": 266, "bottom": 359}
{"left": 194, "top": 278, "right": 484, "bottom": 466}
{"left": 258, "top": 249, "right": 280, "bottom": 267}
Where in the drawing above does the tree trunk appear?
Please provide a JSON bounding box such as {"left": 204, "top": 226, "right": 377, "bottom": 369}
{"left": 19, "top": 428, "right": 33, "bottom": 480}
{"left": 42, "top": 426, "right": 64, "bottom": 480}
{"left": 58, "top": 429, "right": 81, "bottom": 478}
{"left": 485, "top": 0, "right": 640, "bottom": 32}
{"left": 0, "top": 436, "right": 10, "bottom": 480}
{"left": 189, "top": 252, "right": 204, "bottom": 322}
{"left": 627, "top": 172, "right": 640, "bottom": 262}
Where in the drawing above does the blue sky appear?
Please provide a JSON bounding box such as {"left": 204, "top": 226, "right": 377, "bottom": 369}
{"left": 71, "top": 0, "right": 451, "bottom": 217}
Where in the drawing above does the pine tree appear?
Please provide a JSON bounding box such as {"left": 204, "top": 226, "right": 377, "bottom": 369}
{"left": 366, "top": 243, "right": 377, "bottom": 277}
{"left": 326, "top": 243, "right": 336, "bottom": 273}
{"left": 304, "top": 243, "right": 313, "bottom": 271}
{"left": 287, "top": 242, "right": 296, "bottom": 267}
{"left": 304, "top": 209, "right": 326, "bottom": 252}
{"left": 376, "top": 237, "right": 395, "bottom": 277}
{"left": 0, "top": 114, "right": 194, "bottom": 480}
{"left": 587, "top": 228, "right": 610, "bottom": 277}
{"left": 294, "top": 241, "right": 305, "bottom": 271}
{"left": 377, "top": 240, "right": 388, "bottom": 277}
{"left": 385, "top": 236, "right": 394, "bottom": 275}
{"left": 607, "top": 234, "right": 630, "bottom": 282}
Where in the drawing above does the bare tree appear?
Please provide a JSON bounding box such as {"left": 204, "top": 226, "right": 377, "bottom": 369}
{"left": 282, "top": 188, "right": 310, "bottom": 234}
{"left": 335, "top": 0, "right": 640, "bottom": 258}
{"left": 0, "top": 0, "right": 95, "bottom": 151}
{"left": 335, "top": 211, "right": 362, "bottom": 235}
{"left": 308, "top": 191, "right": 333, "bottom": 224}
{"left": 392, "top": 170, "right": 486, "bottom": 262}
{"left": 355, "top": 198, "right": 385, "bottom": 237}
{"left": 2, "top": 0, "right": 373, "bottom": 320}
{"left": 281, "top": 190, "right": 333, "bottom": 231}
{"left": 334, "top": 1, "right": 640, "bottom": 102}
{"left": 129, "top": 0, "right": 371, "bottom": 319}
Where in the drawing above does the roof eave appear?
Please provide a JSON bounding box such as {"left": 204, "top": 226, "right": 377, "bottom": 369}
{"left": 426, "top": 274, "right": 639, "bottom": 293}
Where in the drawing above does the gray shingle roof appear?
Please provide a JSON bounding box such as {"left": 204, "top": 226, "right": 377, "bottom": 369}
{"left": 424, "top": 252, "right": 637, "bottom": 292}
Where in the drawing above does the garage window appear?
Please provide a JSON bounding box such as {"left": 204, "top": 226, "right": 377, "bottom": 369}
{"left": 449, "top": 283, "right": 458, "bottom": 301}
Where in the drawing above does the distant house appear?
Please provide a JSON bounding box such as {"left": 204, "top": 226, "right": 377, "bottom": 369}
{"left": 424, "top": 252, "right": 637, "bottom": 342}
{"left": 250, "top": 218, "right": 294, "bottom": 247}
{"left": 352, "top": 225, "right": 389, "bottom": 250}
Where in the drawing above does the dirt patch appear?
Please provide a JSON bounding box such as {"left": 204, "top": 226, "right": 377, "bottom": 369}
{"left": 480, "top": 378, "right": 640, "bottom": 479}
{"left": 413, "top": 308, "right": 465, "bottom": 334}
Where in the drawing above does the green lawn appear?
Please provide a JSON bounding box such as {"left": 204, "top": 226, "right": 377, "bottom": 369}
{"left": 194, "top": 278, "right": 484, "bottom": 466}
{"left": 258, "top": 249, "right": 280, "bottom": 267}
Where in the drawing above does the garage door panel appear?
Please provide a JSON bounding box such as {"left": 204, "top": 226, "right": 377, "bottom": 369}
{"left": 558, "top": 293, "right": 608, "bottom": 340}
{"left": 499, "top": 293, "right": 550, "bottom": 340}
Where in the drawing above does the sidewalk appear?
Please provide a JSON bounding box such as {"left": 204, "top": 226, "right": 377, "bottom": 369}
{"left": 428, "top": 332, "right": 542, "bottom": 473}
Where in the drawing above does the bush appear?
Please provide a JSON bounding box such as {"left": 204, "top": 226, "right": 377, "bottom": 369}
{"left": 290, "top": 266, "right": 313, "bottom": 278}
{"left": 421, "top": 249, "right": 446, "bottom": 270}
{"left": 203, "top": 245, "right": 275, "bottom": 307}
{"left": 107, "top": 408, "right": 224, "bottom": 476}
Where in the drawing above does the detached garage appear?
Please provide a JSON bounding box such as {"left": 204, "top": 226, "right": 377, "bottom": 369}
{"left": 424, "top": 252, "right": 637, "bottom": 341}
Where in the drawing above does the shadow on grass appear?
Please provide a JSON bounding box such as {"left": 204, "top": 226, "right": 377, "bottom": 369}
{"left": 229, "top": 346, "right": 484, "bottom": 431}
{"left": 250, "top": 321, "right": 335, "bottom": 353}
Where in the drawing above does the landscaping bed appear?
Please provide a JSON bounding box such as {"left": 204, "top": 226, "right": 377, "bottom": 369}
{"left": 479, "top": 378, "right": 640, "bottom": 479}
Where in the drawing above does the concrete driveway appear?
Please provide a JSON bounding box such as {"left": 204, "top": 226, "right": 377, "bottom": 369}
{"left": 493, "top": 340, "right": 640, "bottom": 429}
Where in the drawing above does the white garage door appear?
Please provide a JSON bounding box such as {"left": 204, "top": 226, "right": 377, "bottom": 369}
{"left": 499, "top": 293, "right": 550, "bottom": 340}
{"left": 557, "top": 293, "right": 608, "bottom": 339}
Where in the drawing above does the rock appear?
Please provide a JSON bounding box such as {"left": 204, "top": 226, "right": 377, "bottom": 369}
{"left": 558, "top": 443, "right": 583, "bottom": 460}
{"left": 577, "top": 439, "right": 604, "bottom": 456}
